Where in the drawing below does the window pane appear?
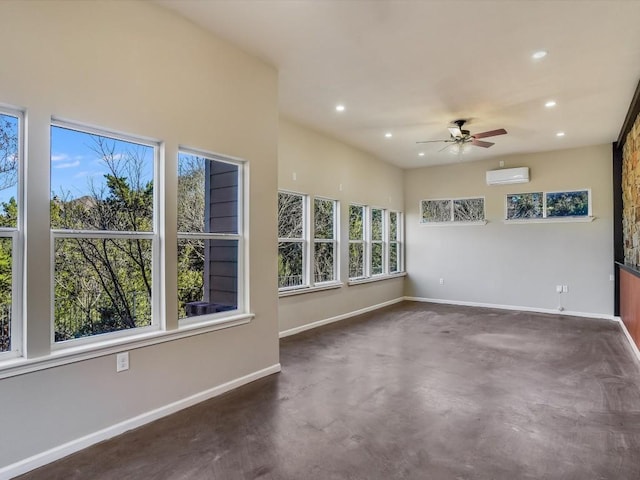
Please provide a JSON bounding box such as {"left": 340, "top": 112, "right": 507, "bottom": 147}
{"left": 278, "top": 192, "right": 303, "bottom": 239}
{"left": 389, "top": 211, "right": 397, "bottom": 240}
{"left": 0, "top": 238, "right": 12, "bottom": 352}
{"left": 178, "top": 153, "right": 238, "bottom": 234}
{"left": 178, "top": 238, "right": 238, "bottom": 319}
{"left": 349, "top": 243, "right": 364, "bottom": 278}
{"left": 314, "top": 242, "right": 334, "bottom": 283}
{"left": 372, "top": 242, "right": 383, "bottom": 275}
{"left": 421, "top": 199, "right": 451, "bottom": 223}
{"left": 314, "top": 198, "right": 334, "bottom": 240}
{"left": 54, "top": 237, "right": 152, "bottom": 342}
{"left": 546, "top": 190, "right": 589, "bottom": 217}
{"left": 453, "top": 198, "right": 484, "bottom": 221}
{"left": 278, "top": 242, "right": 303, "bottom": 288}
{"left": 390, "top": 242, "right": 398, "bottom": 274}
{"left": 371, "top": 208, "right": 383, "bottom": 241}
{"left": 349, "top": 205, "right": 363, "bottom": 240}
{"left": 50, "top": 126, "right": 154, "bottom": 231}
{"left": 0, "top": 114, "right": 19, "bottom": 228}
{"left": 506, "top": 193, "right": 543, "bottom": 220}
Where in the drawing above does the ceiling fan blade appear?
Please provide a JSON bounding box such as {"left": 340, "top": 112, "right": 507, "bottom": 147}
{"left": 438, "top": 143, "right": 455, "bottom": 153}
{"left": 473, "top": 128, "right": 507, "bottom": 139}
{"left": 448, "top": 126, "right": 462, "bottom": 137}
{"left": 472, "top": 139, "right": 494, "bottom": 148}
{"left": 416, "top": 139, "right": 451, "bottom": 144}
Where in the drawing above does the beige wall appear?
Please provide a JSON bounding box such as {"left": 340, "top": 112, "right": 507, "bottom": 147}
{"left": 404, "top": 144, "right": 614, "bottom": 315}
{"left": 0, "top": 0, "right": 278, "bottom": 470}
{"left": 278, "top": 118, "right": 405, "bottom": 333}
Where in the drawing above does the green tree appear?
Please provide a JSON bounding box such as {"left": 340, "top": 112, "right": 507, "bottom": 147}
{"left": 0, "top": 114, "right": 17, "bottom": 351}
{"left": 278, "top": 192, "right": 304, "bottom": 287}
{"left": 176, "top": 155, "right": 206, "bottom": 316}
{"left": 52, "top": 137, "right": 153, "bottom": 341}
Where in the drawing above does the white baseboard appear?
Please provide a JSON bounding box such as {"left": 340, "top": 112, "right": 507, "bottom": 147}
{"left": 279, "top": 297, "right": 404, "bottom": 338}
{"left": 614, "top": 316, "right": 640, "bottom": 363}
{"left": 404, "top": 296, "right": 616, "bottom": 321}
{"left": 0, "top": 363, "right": 281, "bottom": 480}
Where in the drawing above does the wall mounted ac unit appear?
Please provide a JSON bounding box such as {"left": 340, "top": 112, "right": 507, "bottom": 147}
{"left": 486, "top": 167, "right": 529, "bottom": 185}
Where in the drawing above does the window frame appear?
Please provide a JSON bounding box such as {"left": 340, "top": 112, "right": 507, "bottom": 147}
{"left": 349, "top": 204, "right": 405, "bottom": 285}
{"left": 0, "top": 107, "right": 23, "bottom": 360}
{"left": 370, "top": 206, "right": 386, "bottom": 277}
{"left": 49, "top": 119, "right": 161, "bottom": 349}
{"left": 420, "top": 196, "right": 486, "bottom": 225}
{"left": 177, "top": 148, "right": 246, "bottom": 328}
{"left": 504, "top": 189, "right": 593, "bottom": 222}
{"left": 278, "top": 192, "right": 342, "bottom": 295}
{"left": 388, "top": 210, "right": 403, "bottom": 274}
{"left": 278, "top": 190, "right": 308, "bottom": 292}
{"left": 348, "top": 203, "right": 367, "bottom": 281}
{"left": 313, "top": 196, "right": 339, "bottom": 285}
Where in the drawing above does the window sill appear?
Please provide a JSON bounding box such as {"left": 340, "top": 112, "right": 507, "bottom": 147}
{"left": 419, "top": 220, "right": 487, "bottom": 227}
{"left": 348, "top": 271, "right": 406, "bottom": 286}
{"left": 503, "top": 216, "right": 595, "bottom": 224}
{"left": 0, "top": 313, "right": 254, "bottom": 380}
{"left": 279, "top": 281, "right": 343, "bottom": 297}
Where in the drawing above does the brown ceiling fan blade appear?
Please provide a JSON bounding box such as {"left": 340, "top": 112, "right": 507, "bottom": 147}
{"left": 472, "top": 139, "right": 494, "bottom": 148}
{"left": 473, "top": 128, "right": 507, "bottom": 139}
{"left": 416, "top": 139, "right": 451, "bottom": 144}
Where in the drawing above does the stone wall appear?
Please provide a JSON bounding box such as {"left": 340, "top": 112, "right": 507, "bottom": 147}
{"left": 623, "top": 112, "right": 640, "bottom": 265}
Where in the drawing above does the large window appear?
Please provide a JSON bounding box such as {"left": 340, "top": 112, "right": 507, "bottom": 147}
{"left": 50, "top": 122, "right": 157, "bottom": 343}
{"left": 278, "top": 191, "right": 306, "bottom": 289}
{"left": 314, "top": 198, "right": 337, "bottom": 283}
{"left": 0, "top": 110, "right": 21, "bottom": 355}
{"left": 349, "top": 204, "right": 365, "bottom": 279}
{"left": 389, "top": 211, "right": 402, "bottom": 273}
{"left": 278, "top": 192, "right": 339, "bottom": 292}
{"left": 177, "top": 151, "right": 244, "bottom": 323}
{"left": 371, "top": 207, "right": 385, "bottom": 275}
{"left": 350, "top": 204, "right": 404, "bottom": 282}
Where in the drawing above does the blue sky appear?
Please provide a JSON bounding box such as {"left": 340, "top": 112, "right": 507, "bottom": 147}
{"left": 49, "top": 126, "right": 154, "bottom": 201}
{"left": 0, "top": 118, "right": 155, "bottom": 205}
{"left": 0, "top": 114, "right": 18, "bottom": 205}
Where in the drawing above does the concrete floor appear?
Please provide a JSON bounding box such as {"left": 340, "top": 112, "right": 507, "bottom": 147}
{"left": 18, "top": 302, "right": 640, "bottom": 479}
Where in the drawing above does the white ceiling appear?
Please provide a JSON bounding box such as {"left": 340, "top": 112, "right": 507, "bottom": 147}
{"left": 157, "top": 0, "right": 640, "bottom": 169}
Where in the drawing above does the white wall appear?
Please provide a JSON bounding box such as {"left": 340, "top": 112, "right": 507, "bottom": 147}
{"left": 0, "top": 0, "right": 278, "bottom": 472}
{"left": 404, "top": 144, "right": 613, "bottom": 316}
{"left": 278, "top": 118, "right": 405, "bottom": 334}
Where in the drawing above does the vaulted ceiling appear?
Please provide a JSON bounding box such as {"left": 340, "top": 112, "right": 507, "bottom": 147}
{"left": 158, "top": 0, "right": 640, "bottom": 168}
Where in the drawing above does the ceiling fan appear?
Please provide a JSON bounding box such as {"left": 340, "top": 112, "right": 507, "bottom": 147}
{"left": 417, "top": 119, "right": 507, "bottom": 152}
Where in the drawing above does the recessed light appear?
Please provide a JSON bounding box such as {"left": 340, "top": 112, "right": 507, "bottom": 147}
{"left": 418, "top": 152, "right": 425, "bottom": 157}
{"left": 335, "top": 104, "right": 345, "bottom": 112}
{"left": 556, "top": 131, "right": 565, "bottom": 137}
{"left": 385, "top": 132, "right": 392, "bottom": 138}
{"left": 532, "top": 50, "right": 548, "bottom": 60}
{"left": 545, "top": 100, "right": 557, "bottom": 108}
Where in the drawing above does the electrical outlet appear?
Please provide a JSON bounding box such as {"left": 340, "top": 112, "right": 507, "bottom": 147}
{"left": 439, "top": 278, "right": 444, "bottom": 285}
{"left": 562, "top": 285, "right": 568, "bottom": 293}
{"left": 116, "top": 352, "right": 129, "bottom": 372}
{"left": 610, "top": 274, "right": 615, "bottom": 281}
{"left": 556, "top": 285, "right": 562, "bottom": 293}
{"left": 499, "top": 160, "right": 505, "bottom": 168}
